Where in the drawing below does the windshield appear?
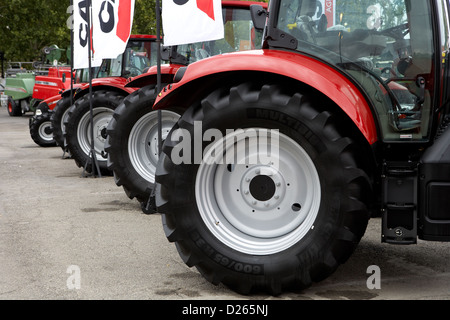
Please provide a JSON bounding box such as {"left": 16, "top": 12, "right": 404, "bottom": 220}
{"left": 176, "top": 6, "right": 264, "bottom": 64}
{"left": 277, "top": 0, "right": 435, "bottom": 141}
{"left": 97, "top": 39, "right": 158, "bottom": 78}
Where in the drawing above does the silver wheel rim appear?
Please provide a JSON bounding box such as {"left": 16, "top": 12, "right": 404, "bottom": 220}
{"left": 195, "top": 129, "right": 321, "bottom": 255}
{"left": 77, "top": 107, "right": 113, "bottom": 160}
{"left": 128, "top": 110, "right": 180, "bottom": 183}
{"left": 38, "top": 121, "right": 54, "bottom": 142}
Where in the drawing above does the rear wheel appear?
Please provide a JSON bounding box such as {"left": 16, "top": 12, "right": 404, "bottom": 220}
{"left": 29, "top": 113, "right": 56, "bottom": 147}
{"left": 7, "top": 97, "right": 22, "bottom": 117}
{"left": 155, "top": 83, "right": 371, "bottom": 294}
{"left": 106, "top": 85, "right": 181, "bottom": 203}
{"left": 65, "top": 91, "right": 125, "bottom": 175}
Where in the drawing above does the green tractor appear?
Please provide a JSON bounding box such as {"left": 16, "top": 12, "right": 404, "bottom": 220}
{"left": 2, "top": 66, "right": 35, "bottom": 116}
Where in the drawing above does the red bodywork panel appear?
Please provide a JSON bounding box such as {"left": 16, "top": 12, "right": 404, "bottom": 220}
{"left": 41, "top": 94, "right": 62, "bottom": 111}
{"left": 75, "top": 76, "right": 136, "bottom": 97}
{"left": 130, "top": 34, "right": 156, "bottom": 40}
{"left": 43, "top": 83, "right": 84, "bottom": 110}
{"left": 32, "top": 67, "right": 72, "bottom": 101}
{"left": 126, "top": 64, "right": 185, "bottom": 88}
{"left": 154, "top": 50, "right": 378, "bottom": 145}
{"left": 221, "top": 0, "right": 268, "bottom": 8}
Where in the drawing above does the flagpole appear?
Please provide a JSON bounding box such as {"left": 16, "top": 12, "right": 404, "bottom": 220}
{"left": 68, "top": 0, "right": 74, "bottom": 159}
{"left": 156, "top": 0, "right": 162, "bottom": 155}
{"left": 83, "top": 0, "right": 102, "bottom": 178}
{"left": 145, "top": 0, "right": 162, "bottom": 214}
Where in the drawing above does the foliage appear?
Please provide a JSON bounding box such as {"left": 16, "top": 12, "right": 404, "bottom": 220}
{"left": 132, "top": 0, "right": 157, "bottom": 36}
{"left": 335, "top": 0, "right": 406, "bottom": 30}
{"left": 0, "top": 0, "right": 72, "bottom": 63}
{"left": 0, "top": 0, "right": 269, "bottom": 64}
{"left": 0, "top": 0, "right": 157, "bottom": 63}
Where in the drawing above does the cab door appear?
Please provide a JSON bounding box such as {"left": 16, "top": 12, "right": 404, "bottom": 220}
{"left": 418, "top": 0, "right": 450, "bottom": 242}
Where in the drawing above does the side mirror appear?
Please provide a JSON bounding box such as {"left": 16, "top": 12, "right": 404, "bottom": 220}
{"left": 161, "top": 46, "right": 170, "bottom": 61}
{"left": 250, "top": 4, "right": 267, "bottom": 31}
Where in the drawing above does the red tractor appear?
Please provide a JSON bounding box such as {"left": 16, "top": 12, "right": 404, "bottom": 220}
{"left": 29, "top": 94, "right": 65, "bottom": 147}
{"left": 29, "top": 67, "right": 90, "bottom": 148}
{"left": 105, "top": 0, "right": 268, "bottom": 213}
{"left": 151, "top": 0, "right": 450, "bottom": 294}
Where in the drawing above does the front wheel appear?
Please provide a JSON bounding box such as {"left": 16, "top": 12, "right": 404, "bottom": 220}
{"left": 29, "top": 113, "right": 56, "bottom": 147}
{"left": 7, "top": 97, "right": 22, "bottom": 117}
{"left": 155, "top": 83, "right": 371, "bottom": 294}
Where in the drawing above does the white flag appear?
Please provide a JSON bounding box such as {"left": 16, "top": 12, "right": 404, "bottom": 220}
{"left": 73, "top": 0, "right": 102, "bottom": 69}
{"left": 72, "top": 0, "right": 135, "bottom": 69}
{"left": 162, "top": 0, "right": 224, "bottom": 46}
{"left": 91, "top": 0, "right": 135, "bottom": 60}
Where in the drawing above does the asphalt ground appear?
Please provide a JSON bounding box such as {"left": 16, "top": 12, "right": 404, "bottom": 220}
{"left": 0, "top": 103, "right": 449, "bottom": 304}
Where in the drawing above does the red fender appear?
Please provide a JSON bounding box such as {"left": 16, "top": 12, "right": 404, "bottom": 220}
{"left": 125, "top": 64, "right": 185, "bottom": 88}
{"left": 155, "top": 49, "right": 378, "bottom": 145}
{"left": 41, "top": 94, "right": 62, "bottom": 111}
{"left": 75, "top": 76, "right": 136, "bottom": 98}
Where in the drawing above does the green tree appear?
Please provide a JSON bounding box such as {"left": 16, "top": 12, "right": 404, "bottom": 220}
{"left": 0, "top": 0, "right": 158, "bottom": 63}
{"left": 0, "top": 0, "right": 71, "bottom": 63}
{"left": 132, "top": 0, "right": 157, "bottom": 35}
{"left": 0, "top": 0, "right": 269, "bottom": 64}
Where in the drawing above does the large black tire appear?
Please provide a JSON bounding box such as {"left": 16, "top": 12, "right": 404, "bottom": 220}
{"left": 155, "top": 82, "right": 371, "bottom": 295}
{"left": 51, "top": 95, "right": 73, "bottom": 153}
{"left": 105, "top": 85, "right": 181, "bottom": 204}
{"left": 64, "top": 91, "right": 125, "bottom": 175}
{"left": 29, "top": 112, "right": 56, "bottom": 147}
{"left": 7, "top": 97, "right": 22, "bottom": 117}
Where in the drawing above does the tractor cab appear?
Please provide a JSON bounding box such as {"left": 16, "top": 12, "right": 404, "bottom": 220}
{"left": 96, "top": 37, "right": 157, "bottom": 79}
{"left": 262, "top": 0, "right": 448, "bottom": 143}
{"left": 174, "top": 2, "right": 265, "bottom": 64}
{"left": 253, "top": 0, "right": 450, "bottom": 243}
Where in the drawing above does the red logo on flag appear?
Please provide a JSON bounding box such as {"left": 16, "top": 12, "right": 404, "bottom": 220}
{"left": 196, "top": 0, "right": 214, "bottom": 20}
{"left": 117, "top": 0, "right": 133, "bottom": 42}
{"left": 172, "top": 0, "right": 215, "bottom": 21}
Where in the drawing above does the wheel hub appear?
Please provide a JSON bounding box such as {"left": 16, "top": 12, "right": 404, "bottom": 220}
{"left": 240, "top": 165, "right": 287, "bottom": 211}
{"left": 94, "top": 117, "right": 110, "bottom": 143}
{"left": 44, "top": 126, "right": 53, "bottom": 135}
{"left": 39, "top": 122, "right": 54, "bottom": 142}
{"left": 250, "top": 175, "right": 276, "bottom": 201}
{"left": 100, "top": 127, "right": 108, "bottom": 139}
{"left": 77, "top": 107, "right": 113, "bottom": 160}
